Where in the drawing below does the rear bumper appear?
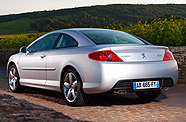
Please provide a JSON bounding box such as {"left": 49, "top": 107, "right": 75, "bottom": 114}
{"left": 113, "top": 78, "right": 173, "bottom": 92}
{"left": 82, "top": 60, "right": 178, "bottom": 94}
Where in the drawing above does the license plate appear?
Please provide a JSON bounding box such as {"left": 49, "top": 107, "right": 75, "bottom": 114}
{"left": 133, "top": 81, "right": 159, "bottom": 90}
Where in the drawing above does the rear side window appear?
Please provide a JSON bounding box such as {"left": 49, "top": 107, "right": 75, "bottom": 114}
{"left": 55, "top": 34, "right": 78, "bottom": 48}
{"left": 80, "top": 30, "right": 145, "bottom": 45}
{"left": 33, "top": 33, "right": 60, "bottom": 52}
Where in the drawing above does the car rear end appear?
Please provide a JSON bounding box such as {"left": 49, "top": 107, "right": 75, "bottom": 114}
{"left": 84, "top": 45, "right": 178, "bottom": 94}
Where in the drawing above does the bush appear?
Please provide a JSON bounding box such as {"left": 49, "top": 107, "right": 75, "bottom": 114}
{"left": 0, "top": 33, "right": 44, "bottom": 49}
{"left": 116, "top": 17, "right": 186, "bottom": 46}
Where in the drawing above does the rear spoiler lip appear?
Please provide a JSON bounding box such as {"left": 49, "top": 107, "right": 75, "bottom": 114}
{"left": 131, "top": 34, "right": 168, "bottom": 50}
{"left": 131, "top": 34, "right": 152, "bottom": 45}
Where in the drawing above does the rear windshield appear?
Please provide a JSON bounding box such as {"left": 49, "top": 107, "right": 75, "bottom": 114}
{"left": 80, "top": 30, "right": 145, "bottom": 45}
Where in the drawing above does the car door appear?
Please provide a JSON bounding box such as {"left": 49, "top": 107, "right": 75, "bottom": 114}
{"left": 45, "top": 33, "right": 78, "bottom": 88}
{"left": 19, "top": 33, "right": 60, "bottom": 85}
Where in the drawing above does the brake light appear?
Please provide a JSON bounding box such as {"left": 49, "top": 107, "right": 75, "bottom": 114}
{"left": 163, "top": 49, "right": 174, "bottom": 61}
{"left": 88, "top": 50, "right": 123, "bottom": 62}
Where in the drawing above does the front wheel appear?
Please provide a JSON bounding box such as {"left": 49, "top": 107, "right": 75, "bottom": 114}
{"left": 135, "top": 90, "right": 162, "bottom": 101}
{"left": 62, "top": 69, "right": 89, "bottom": 106}
{"left": 8, "top": 65, "right": 23, "bottom": 93}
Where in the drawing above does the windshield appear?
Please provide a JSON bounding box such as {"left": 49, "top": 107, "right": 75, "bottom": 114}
{"left": 80, "top": 30, "right": 145, "bottom": 45}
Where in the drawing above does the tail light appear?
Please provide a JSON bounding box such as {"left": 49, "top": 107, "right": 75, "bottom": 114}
{"left": 88, "top": 50, "right": 123, "bottom": 62}
{"left": 163, "top": 49, "right": 174, "bottom": 61}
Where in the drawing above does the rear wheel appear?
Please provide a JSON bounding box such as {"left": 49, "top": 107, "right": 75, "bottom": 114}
{"left": 62, "top": 69, "right": 89, "bottom": 106}
{"left": 135, "top": 90, "right": 162, "bottom": 101}
{"left": 8, "top": 65, "right": 23, "bottom": 93}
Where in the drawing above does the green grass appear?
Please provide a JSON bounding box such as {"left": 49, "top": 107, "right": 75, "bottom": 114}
{"left": 58, "top": 15, "right": 72, "bottom": 20}
{"left": 0, "top": 18, "right": 46, "bottom": 35}
{"left": 0, "top": 15, "right": 71, "bottom": 35}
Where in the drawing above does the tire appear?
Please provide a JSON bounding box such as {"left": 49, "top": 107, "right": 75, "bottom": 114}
{"left": 8, "top": 65, "right": 23, "bottom": 93}
{"left": 135, "top": 90, "right": 162, "bottom": 101}
{"left": 62, "top": 68, "right": 89, "bottom": 106}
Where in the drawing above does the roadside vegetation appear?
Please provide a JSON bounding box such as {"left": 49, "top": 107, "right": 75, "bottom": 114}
{"left": 0, "top": 33, "right": 44, "bottom": 49}
{"left": 0, "top": 16, "right": 186, "bottom": 49}
{"left": 118, "top": 17, "right": 186, "bottom": 46}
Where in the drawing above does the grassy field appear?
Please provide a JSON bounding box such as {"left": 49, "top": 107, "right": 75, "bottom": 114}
{"left": 0, "top": 18, "right": 47, "bottom": 35}
{"left": 0, "top": 15, "right": 71, "bottom": 35}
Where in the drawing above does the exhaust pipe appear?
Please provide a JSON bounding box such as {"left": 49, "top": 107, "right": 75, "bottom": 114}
{"left": 114, "top": 90, "right": 127, "bottom": 94}
{"left": 164, "top": 87, "right": 170, "bottom": 90}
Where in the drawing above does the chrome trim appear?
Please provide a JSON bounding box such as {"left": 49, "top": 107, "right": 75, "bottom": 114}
{"left": 22, "top": 67, "right": 56, "bottom": 71}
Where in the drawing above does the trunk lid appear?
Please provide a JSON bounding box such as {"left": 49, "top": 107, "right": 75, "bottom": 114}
{"left": 110, "top": 45, "right": 167, "bottom": 62}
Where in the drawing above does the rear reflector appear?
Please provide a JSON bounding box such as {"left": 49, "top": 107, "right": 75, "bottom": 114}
{"left": 88, "top": 50, "right": 123, "bottom": 62}
{"left": 163, "top": 49, "right": 174, "bottom": 61}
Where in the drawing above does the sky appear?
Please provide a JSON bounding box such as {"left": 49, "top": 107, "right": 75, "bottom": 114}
{"left": 0, "top": 0, "right": 186, "bottom": 15}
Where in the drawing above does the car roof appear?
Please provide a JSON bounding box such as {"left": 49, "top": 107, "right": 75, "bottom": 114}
{"left": 27, "top": 28, "right": 100, "bottom": 48}
{"left": 52, "top": 28, "right": 113, "bottom": 33}
{"left": 40, "top": 28, "right": 112, "bottom": 47}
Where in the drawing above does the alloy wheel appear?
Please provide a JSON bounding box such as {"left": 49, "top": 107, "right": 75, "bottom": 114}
{"left": 63, "top": 72, "right": 78, "bottom": 102}
{"left": 9, "top": 67, "right": 18, "bottom": 90}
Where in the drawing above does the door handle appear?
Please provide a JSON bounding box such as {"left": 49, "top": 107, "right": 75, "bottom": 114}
{"left": 40, "top": 54, "right": 46, "bottom": 58}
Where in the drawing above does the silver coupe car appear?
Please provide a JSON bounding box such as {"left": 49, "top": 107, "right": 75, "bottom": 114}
{"left": 7, "top": 28, "right": 178, "bottom": 106}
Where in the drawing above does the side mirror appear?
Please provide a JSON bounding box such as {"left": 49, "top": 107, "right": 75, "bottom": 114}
{"left": 19, "top": 46, "right": 26, "bottom": 53}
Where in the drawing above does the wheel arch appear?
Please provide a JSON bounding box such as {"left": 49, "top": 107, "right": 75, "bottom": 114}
{"left": 60, "top": 65, "right": 83, "bottom": 90}
{"left": 7, "top": 61, "right": 16, "bottom": 69}
{"left": 7, "top": 61, "right": 17, "bottom": 77}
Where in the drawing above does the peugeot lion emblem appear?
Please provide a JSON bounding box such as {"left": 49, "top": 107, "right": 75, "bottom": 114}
{"left": 141, "top": 53, "right": 146, "bottom": 59}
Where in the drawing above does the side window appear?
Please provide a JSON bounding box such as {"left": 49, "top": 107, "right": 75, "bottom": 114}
{"left": 33, "top": 33, "right": 60, "bottom": 52}
{"left": 55, "top": 34, "right": 78, "bottom": 48}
